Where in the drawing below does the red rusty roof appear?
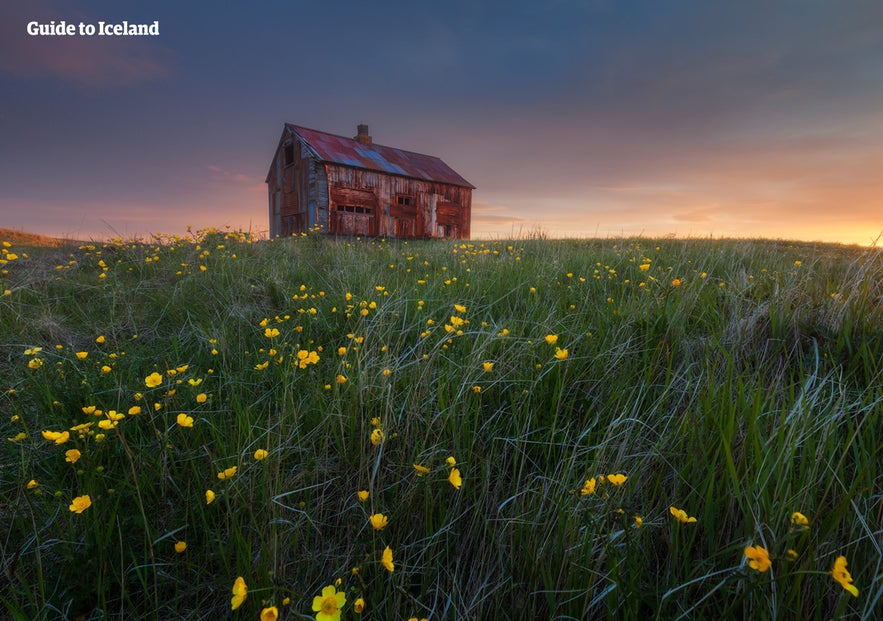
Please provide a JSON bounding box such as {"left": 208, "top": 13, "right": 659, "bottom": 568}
{"left": 286, "top": 124, "right": 475, "bottom": 189}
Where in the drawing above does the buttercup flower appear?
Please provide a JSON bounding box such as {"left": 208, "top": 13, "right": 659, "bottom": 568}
{"left": 369, "top": 513, "right": 388, "bottom": 530}
{"left": 176, "top": 413, "right": 194, "bottom": 428}
{"left": 634, "top": 515, "right": 643, "bottom": 528}
{"left": 607, "top": 473, "right": 627, "bottom": 486}
{"left": 217, "top": 466, "right": 237, "bottom": 480}
{"left": 357, "top": 490, "right": 369, "bottom": 501}
{"left": 353, "top": 597, "right": 365, "bottom": 613}
{"left": 483, "top": 361, "right": 494, "bottom": 373}
{"left": 790, "top": 511, "right": 809, "bottom": 527}
{"left": 75, "top": 351, "right": 88, "bottom": 360}
{"left": 260, "top": 606, "right": 278, "bottom": 621}
{"left": 580, "top": 477, "right": 597, "bottom": 496}
{"left": 831, "top": 555, "right": 859, "bottom": 597}
{"left": 669, "top": 506, "right": 697, "bottom": 523}
{"left": 381, "top": 546, "right": 395, "bottom": 572}
{"left": 554, "top": 347, "right": 569, "bottom": 360}
{"left": 413, "top": 464, "right": 430, "bottom": 476}
{"left": 231, "top": 576, "right": 247, "bottom": 610}
{"left": 446, "top": 456, "right": 457, "bottom": 466}
{"left": 264, "top": 327, "right": 280, "bottom": 338}
{"left": 65, "top": 449, "right": 81, "bottom": 463}
{"left": 312, "top": 584, "right": 346, "bottom": 621}
{"left": 448, "top": 468, "right": 462, "bottom": 489}
{"left": 145, "top": 372, "right": 163, "bottom": 388}
{"left": 69, "top": 494, "right": 92, "bottom": 514}
{"left": 370, "top": 428, "right": 385, "bottom": 445}
{"left": 544, "top": 334, "right": 558, "bottom": 345}
{"left": 27, "top": 479, "right": 38, "bottom": 490}
{"left": 744, "top": 545, "right": 771, "bottom": 572}
{"left": 174, "top": 541, "right": 187, "bottom": 553}
{"left": 195, "top": 393, "right": 207, "bottom": 403}
{"left": 42, "top": 430, "right": 70, "bottom": 445}
{"left": 254, "top": 448, "right": 268, "bottom": 461}
{"left": 205, "top": 489, "right": 216, "bottom": 504}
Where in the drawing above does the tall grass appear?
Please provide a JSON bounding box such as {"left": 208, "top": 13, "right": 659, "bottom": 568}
{"left": 1, "top": 231, "right": 880, "bottom": 620}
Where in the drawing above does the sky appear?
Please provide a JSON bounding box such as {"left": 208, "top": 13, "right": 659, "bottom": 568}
{"left": 1, "top": 0, "right": 882, "bottom": 245}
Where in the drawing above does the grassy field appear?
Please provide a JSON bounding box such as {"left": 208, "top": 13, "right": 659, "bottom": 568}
{"left": 1, "top": 230, "right": 881, "bottom": 620}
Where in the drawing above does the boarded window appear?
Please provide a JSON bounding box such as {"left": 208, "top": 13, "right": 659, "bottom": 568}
{"left": 283, "top": 143, "right": 294, "bottom": 166}
{"left": 396, "top": 195, "right": 413, "bottom": 206}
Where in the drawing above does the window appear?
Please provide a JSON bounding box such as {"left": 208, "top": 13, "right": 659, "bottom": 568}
{"left": 396, "top": 195, "right": 413, "bottom": 206}
{"left": 337, "top": 205, "right": 373, "bottom": 215}
{"left": 283, "top": 143, "right": 294, "bottom": 166}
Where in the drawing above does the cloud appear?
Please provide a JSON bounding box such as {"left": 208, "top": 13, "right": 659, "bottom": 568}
{"left": 0, "top": 1, "right": 170, "bottom": 85}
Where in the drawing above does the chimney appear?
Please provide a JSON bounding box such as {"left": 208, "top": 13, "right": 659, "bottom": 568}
{"left": 354, "top": 124, "right": 372, "bottom": 146}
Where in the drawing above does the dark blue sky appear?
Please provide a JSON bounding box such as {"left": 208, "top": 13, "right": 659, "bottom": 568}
{"left": 2, "top": 0, "right": 882, "bottom": 243}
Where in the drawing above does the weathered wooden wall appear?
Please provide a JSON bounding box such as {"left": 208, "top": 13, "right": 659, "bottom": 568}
{"left": 268, "top": 128, "right": 472, "bottom": 239}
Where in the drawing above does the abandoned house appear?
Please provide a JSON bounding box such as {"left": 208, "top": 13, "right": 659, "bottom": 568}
{"left": 266, "top": 123, "right": 474, "bottom": 239}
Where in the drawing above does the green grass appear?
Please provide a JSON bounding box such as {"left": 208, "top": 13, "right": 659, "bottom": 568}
{"left": 1, "top": 231, "right": 881, "bottom": 620}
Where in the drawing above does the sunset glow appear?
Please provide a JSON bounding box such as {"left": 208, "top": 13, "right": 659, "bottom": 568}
{"left": 1, "top": 1, "right": 881, "bottom": 245}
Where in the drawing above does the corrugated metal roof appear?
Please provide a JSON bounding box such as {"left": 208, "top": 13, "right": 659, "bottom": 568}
{"left": 286, "top": 124, "right": 475, "bottom": 189}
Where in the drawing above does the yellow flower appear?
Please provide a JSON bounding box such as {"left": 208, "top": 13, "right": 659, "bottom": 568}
{"left": 483, "top": 361, "right": 494, "bottom": 373}
{"left": 254, "top": 361, "right": 269, "bottom": 371}
{"left": 128, "top": 406, "right": 141, "bottom": 415}
{"left": 336, "top": 374, "right": 348, "bottom": 385}
{"left": 744, "top": 545, "right": 771, "bottom": 572}
{"left": 176, "top": 413, "right": 194, "bottom": 428}
{"left": 231, "top": 576, "right": 247, "bottom": 610}
{"left": 145, "top": 372, "right": 163, "bottom": 388}
{"left": 545, "top": 334, "right": 558, "bottom": 345}
{"left": 174, "top": 541, "right": 187, "bottom": 553}
{"left": 607, "top": 473, "right": 627, "bottom": 486}
{"left": 634, "top": 515, "right": 643, "bottom": 528}
{"left": 28, "top": 358, "right": 43, "bottom": 369}
{"left": 413, "top": 464, "right": 430, "bottom": 476}
{"left": 75, "top": 351, "right": 88, "bottom": 360}
{"left": 205, "top": 490, "right": 216, "bottom": 505}
{"left": 446, "top": 456, "right": 457, "bottom": 466}
{"left": 831, "top": 555, "right": 859, "bottom": 597}
{"left": 65, "top": 449, "right": 81, "bottom": 463}
{"left": 264, "top": 327, "right": 280, "bottom": 338}
{"left": 381, "top": 545, "right": 395, "bottom": 572}
{"left": 554, "top": 347, "right": 569, "bottom": 360}
{"left": 671, "top": 279, "right": 682, "bottom": 287}
{"left": 195, "top": 393, "right": 207, "bottom": 403}
{"left": 101, "top": 365, "right": 112, "bottom": 373}
{"left": 69, "top": 494, "right": 92, "bottom": 513}
{"left": 8, "top": 432, "right": 27, "bottom": 442}
{"left": 790, "top": 511, "right": 809, "bottom": 527}
{"left": 96, "top": 335, "right": 105, "bottom": 344}
{"left": 260, "top": 606, "right": 278, "bottom": 621}
{"left": 217, "top": 466, "right": 237, "bottom": 480}
{"left": 254, "top": 448, "right": 268, "bottom": 461}
{"left": 353, "top": 597, "right": 365, "bottom": 613}
{"left": 370, "top": 428, "right": 385, "bottom": 445}
{"left": 357, "top": 489, "right": 369, "bottom": 501}
{"left": 581, "top": 477, "right": 597, "bottom": 496}
{"left": 337, "top": 346, "right": 347, "bottom": 356}
{"left": 312, "top": 584, "right": 346, "bottom": 621}
{"left": 639, "top": 263, "right": 651, "bottom": 271}
{"left": 448, "top": 468, "right": 462, "bottom": 489}
{"left": 42, "top": 430, "right": 70, "bottom": 445}
{"left": 669, "top": 506, "right": 697, "bottom": 523}
{"left": 454, "top": 304, "right": 467, "bottom": 313}
{"left": 785, "top": 549, "right": 798, "bottom": 562}
{"left": 369, "top": 513, "right": 388, "bottom": 530}
{"left": 27, "top": 479, "right": 38, "bottom": 489}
